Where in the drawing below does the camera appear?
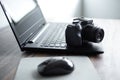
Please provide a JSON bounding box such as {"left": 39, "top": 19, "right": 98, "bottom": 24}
{"left": 65, "top": 18, "right": 104, "bottom": 47}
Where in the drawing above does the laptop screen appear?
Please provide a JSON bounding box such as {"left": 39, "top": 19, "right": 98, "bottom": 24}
{"left": 1, "top": 0, "right": 46, "bottom": 46}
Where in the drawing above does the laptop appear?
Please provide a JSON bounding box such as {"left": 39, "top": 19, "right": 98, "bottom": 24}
{"left": 14, "top": 56, "right": 101, "bottom": 80}
{"left": 0, "top": 0, "right": 103, "bottom": 54}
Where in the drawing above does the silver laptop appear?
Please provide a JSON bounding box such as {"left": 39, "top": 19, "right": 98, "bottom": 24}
{"left": 0, "top": 0, "right": 103, "bottom": 55}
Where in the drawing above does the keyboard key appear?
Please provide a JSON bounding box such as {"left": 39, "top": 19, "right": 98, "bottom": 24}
{"left": 49, "top": 43, "right": 55, "bottom": 47}
{"left": 55, "top": 43, "right": 60, "bottom": 47}
{"left": 61, "top": 43, "right": 66, "bottom": 47}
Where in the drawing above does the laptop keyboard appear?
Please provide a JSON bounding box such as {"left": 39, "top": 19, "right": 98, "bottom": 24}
{"left": 35, "top": 23, "right": 67, "bottom": 48}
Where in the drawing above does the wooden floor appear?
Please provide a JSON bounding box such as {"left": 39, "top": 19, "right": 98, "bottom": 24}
{"left": 0, "top": 26, "right": 22, "bottom": 80}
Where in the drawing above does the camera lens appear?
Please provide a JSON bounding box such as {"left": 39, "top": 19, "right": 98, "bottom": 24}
{"left": 82, "top": 24, "right": 104, "bottom": 43}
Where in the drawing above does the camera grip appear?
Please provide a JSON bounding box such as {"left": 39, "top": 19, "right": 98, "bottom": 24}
{"left": 65, "top": 24, "right": 82, "bottom": 47}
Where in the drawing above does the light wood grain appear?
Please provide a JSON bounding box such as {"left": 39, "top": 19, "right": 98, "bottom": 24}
{"left": 90, "top": 19, "right": 120, "bottom": 80}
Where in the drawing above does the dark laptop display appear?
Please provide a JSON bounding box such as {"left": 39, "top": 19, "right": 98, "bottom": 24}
{"left": 1, "top": 0, "right": 46, "bottom": 48}
{"left": 0, "top": 0, "right": 103, "bottom": 54}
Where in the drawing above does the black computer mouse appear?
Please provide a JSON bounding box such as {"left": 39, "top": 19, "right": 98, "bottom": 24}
{"left": 37, "top": 57, "right": 74, "bottom": 76}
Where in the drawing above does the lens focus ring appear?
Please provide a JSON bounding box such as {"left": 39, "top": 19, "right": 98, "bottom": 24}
{"left": 82, "top": 25, "right": 104, "bottom": 43}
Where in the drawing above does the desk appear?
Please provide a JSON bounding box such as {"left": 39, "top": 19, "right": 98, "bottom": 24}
{"left": 0, "top": 19, "right": 120, "bottom": 80}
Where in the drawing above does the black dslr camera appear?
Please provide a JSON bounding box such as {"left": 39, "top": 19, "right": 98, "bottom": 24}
{"left": 65, "top": 18, "right": 104, "bottom": 47}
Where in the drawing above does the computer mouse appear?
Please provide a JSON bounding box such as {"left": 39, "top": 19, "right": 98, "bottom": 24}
{"left": 37, "top": 57, "right": 74, "bottom": 76}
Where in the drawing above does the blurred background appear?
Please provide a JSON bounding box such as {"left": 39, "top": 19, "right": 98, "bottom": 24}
{"left": 0, "top": 0, "right": 120, "bottom": 29}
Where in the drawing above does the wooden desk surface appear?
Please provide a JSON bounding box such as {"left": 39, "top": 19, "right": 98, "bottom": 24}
{"left": 0, "top": 19, "right": 120, "bottom": 80}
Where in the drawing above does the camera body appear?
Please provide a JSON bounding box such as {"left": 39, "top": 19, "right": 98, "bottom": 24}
{"left": 65, "top": 18, "right": 104, "bottom": 47}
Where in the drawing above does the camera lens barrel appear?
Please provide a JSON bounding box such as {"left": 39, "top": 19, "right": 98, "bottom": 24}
{"left": 82, "top": 24, "right": 104, "bottom": 43}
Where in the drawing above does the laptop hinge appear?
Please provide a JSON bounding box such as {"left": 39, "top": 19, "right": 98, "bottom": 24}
{"left": 21, "top": 31, "right": 34, "bottom": 47}
{"left": 21, "top": 23, "right": 49, "bottom": 47}
{"left": 28, "top": 23, "right": 50, "bottom": 43}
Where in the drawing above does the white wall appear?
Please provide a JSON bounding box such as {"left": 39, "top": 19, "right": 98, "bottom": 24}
{"left": 38, "top": 0, "right": 82, "bottom": 19}
{"left": 38, "top": 0, "right": 120, "bottom": 19}
{"left": 1, "top": 0, "right": 120, "bottom": 29}
{"left": 83, "top": 0, "right": 120, "bottom": 19}
{"left": 0, "top": 5, "right": 9, "bottom": 29}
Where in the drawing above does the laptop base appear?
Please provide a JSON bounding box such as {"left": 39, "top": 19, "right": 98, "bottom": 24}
{"left": 23, "top": 42, "right": 104, "bottom": 56}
